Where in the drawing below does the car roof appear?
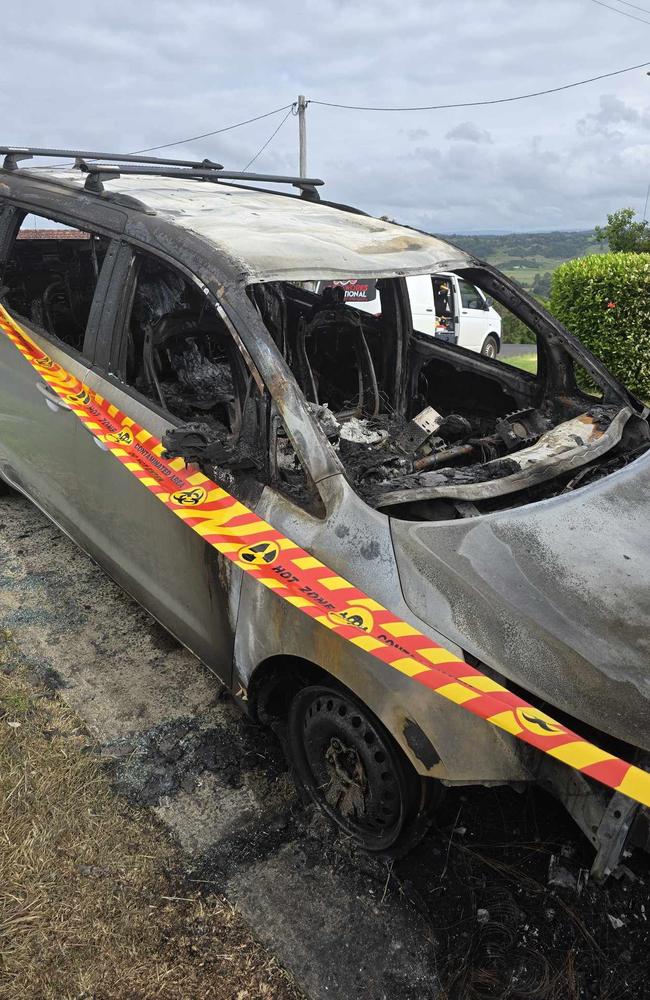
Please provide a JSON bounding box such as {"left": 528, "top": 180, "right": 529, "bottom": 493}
{"left": 15, "top": 168, "right": 471, "bottom": 285}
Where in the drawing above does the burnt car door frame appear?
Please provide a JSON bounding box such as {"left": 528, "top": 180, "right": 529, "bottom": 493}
{"left": 0, "top": 199, "right": 122, "bottom": 365}
{"left": 0, "top": 198, "right": 123, "bottom": 523}
{"left": 68, "top": 234, "right": 273, "bottom": 683}
{"left": 458, "top": 264, "right": 641, "bottom": 410}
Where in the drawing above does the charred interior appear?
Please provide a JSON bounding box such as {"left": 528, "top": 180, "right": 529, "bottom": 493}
{"left": 248, "top": 275, "right": 650, "bottom": 520}
{"left": 3, "top": 225, "right": 648, "bottom": 522}
{"left": 3, "top": 230, "right": 109, "bottom": 350}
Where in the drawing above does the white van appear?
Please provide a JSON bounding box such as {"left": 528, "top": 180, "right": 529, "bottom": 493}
{"left": 319, "top": 272, "right": 502, "bottom": 357}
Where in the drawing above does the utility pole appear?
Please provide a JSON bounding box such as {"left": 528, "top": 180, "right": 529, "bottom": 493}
{"left": 298, "top": 95, "right": 307, "bottom": 177}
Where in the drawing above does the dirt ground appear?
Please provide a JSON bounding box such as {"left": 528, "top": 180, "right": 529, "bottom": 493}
{"left": 1, "top": 491, "right": 649, "bottom": 1000}
{"left": 0, "top": 668, "right": 302, "bottom": 1000}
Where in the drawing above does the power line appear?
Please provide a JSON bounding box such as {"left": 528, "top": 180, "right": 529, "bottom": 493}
{"left": 588, "top": 0, "right": 650, "bottom": 23}
{"left": 130, "top": 104, "right": 294, "bottom": 154}
{"left": 309, "top": 60, "right": 650, "bottom": 112}
{"left": 242, "top": 106, "right": 294, "bottom": 172}
{"left": 616, "top": 0, "right": 650, "bottom": 13}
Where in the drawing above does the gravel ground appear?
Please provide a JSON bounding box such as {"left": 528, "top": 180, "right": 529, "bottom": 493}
{"left": 1, "top": 490, "right": 648, "bottom": 1000}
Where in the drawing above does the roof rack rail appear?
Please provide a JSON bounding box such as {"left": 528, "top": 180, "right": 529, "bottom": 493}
{"left": 81, "top": 163, "right": 324, "bottom": 199}
{"left": 0, "top": 145, "right": 324, "bottom": 200}
{"left": 0, "top": 145, "right": 223, "bottom": 172}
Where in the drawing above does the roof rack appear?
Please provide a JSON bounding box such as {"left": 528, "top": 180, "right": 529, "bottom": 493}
{"left": 0, "top": 145, "right": 324, "bottom": 201}
{"left": 0, "top": 145, "right": 223, "bottom": 172}
{"left": 82, "top": 163, "right": 323, "bottom": 199}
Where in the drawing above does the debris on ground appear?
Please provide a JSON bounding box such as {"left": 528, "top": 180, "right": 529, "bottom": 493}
{"left": 390, "top": 788, "right": 650, "bottom": 1000}
{"left": 548, "top": 854, "right": 579, "bottom": 891}
{"left": 104, "top": 711, "right": 287, "bottom": 806}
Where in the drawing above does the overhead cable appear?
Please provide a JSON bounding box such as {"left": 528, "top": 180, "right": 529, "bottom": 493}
{"left": 242, "top": 106, "right": 295, "bottom": 172}
{"left": 131, "top": 104, "right": 294, "bottom": 154}
{"left": 588, "top": 0, "right": 650, "bottom": 24}
{"left": 615, "top": 0, "right": 650, "bottom": 13}
{"left": 309, "top": 60, "right": 650, "bottom": 112}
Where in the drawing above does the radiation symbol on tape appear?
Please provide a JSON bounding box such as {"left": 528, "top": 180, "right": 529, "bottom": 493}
{"left": 515, "top": 707, "right": 566, "bottom": 738}
{"left": 34, "top": 356, "right": 57, "bottom": 371}
{"left": 65, "top": 388, "right": 91, "bottom": 406}
{"left": 170, "top": 486, "right": 208, "bottom": 507}
{"left": 105, "top": 427, "right": 134, "bottom": 447}
{"left": 328, "top": 606, "right": 375, "bottom": 633}
{"left": 237, "top": 540, "right": 280, "bottom": 566}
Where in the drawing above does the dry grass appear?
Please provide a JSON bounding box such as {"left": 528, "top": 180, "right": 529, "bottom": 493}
{"left": 0, "top": 666, "right": 303, "bottom": 1000}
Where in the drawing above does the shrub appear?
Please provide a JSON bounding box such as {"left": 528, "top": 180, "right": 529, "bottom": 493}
{"left": 550, "top": 253, "right": 650, "bottom": 398}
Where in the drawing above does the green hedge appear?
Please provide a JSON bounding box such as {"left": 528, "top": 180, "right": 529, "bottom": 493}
{"left": 550, "top": 253, "right": 650, "bottom": 398}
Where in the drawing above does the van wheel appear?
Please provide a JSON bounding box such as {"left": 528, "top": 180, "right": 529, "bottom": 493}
{"left": 481, "top": 334, "right": 499, "bottom": 358}
{"left": 287, "top": 683, "right": 437, "bottom": 853}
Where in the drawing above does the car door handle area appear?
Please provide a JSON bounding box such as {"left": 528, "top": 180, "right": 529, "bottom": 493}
{"left": 36, "top": 380, "right": 109, "bottom": 449}
{"left": 36, "top": 381, "right": 71, "bottom": 412}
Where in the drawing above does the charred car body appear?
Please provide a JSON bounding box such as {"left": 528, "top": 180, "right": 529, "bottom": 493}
{"left": 0, "top": 148, "right": 648, "bottom": 876}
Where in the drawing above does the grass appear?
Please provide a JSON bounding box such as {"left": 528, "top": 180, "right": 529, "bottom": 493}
{"left": 0, "top": 666, "right": 303, "bottom": 1000}
{"left": 505, "top": 353, "right": 538, "bottom": 375}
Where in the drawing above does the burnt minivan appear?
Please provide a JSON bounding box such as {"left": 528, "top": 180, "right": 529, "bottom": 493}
{"left": 0, "top": 148, "right": 648, "bottom": 877}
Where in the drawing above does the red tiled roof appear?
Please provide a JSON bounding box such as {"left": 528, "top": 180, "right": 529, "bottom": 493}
{"left": 17, "top": 229, "right": 89, "bottom": 240}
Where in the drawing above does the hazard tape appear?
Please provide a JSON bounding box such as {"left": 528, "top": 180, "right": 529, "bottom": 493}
{"left": 1, "top": 302, "right": 649, "bottom": 809}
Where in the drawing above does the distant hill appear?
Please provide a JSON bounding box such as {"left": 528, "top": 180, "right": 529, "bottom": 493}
{"left": 439, "top": 229, "right": 606, "bottom": 294}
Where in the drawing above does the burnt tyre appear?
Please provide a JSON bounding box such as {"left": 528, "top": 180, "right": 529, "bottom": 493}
{"left": 288, "top": 683, "right": 436, "bottom": 852}
{"left": 480, "top": 334, "right": 499, "bottom": 358}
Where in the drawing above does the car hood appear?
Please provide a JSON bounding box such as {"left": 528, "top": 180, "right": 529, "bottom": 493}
{"left": 390, "top": 448, "right": 650, "bottom": 752}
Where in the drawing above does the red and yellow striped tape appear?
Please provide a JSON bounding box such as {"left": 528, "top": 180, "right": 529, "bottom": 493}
{"left": 1, "top": 303, "right": 648, "bottom": 809}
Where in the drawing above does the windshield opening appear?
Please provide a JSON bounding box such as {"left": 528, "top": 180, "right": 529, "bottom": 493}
{"left": 247, "top": 271, "right": 649, "bottom": 522}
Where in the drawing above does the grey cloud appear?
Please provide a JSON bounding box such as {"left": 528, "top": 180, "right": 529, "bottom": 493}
{"left": 445, "top": 122, "right": 493, "bottom": 144}
{"left": 0, "top": 0, "right": 649, "bottom": 231}
{"left": 402, "top": 128, "right": 429, "bottom": 141}
{"left": 577, "top": 95, "right": 650, "bottom": 138}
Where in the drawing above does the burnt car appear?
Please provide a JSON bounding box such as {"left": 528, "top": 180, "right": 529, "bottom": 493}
{"left": 0, "top": 147, "right": 648, "bottom": 876}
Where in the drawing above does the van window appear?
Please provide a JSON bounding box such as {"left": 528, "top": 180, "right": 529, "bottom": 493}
{"left": 1, "top": 214, "right": 109, "bottom": 355}
{"left": 457, "top": 278, "right": 486, "bottom": 311}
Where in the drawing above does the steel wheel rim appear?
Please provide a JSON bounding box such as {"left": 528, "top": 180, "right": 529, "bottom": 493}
{"left": 291, "top": 687, "right": 410, "bottom": 849}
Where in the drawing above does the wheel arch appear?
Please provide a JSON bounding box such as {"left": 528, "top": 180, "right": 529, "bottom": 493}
{"left": 484, "top": 330, "right": 501, "bottom": 352}
{"left": 247, "top": 653, "right": 329, "bottom": 725}
{"left": 243, "top": 648, "right": 527, "bottom": 786}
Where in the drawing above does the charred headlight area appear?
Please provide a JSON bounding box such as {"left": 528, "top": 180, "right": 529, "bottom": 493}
{"left": 248, "top": 275, "right": 650, "bottom": 521}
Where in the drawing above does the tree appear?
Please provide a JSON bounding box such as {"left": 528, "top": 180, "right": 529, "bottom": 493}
{"left": 595, "top": 208, "right": 650, "bottom": 253}
{"left": 531, "top": 271, "right": 552, "bottom": 297}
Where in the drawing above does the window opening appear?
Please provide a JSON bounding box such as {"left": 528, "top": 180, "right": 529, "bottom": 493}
{"left": 2, "top": 214, "right": 108, "bottom": 353}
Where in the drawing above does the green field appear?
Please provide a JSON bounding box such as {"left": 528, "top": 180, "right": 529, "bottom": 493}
{"left": 445, "top": 230, "right": 606, "bottom": 293}
{"left": 505, "top": 353, "right": 538, "bottom": 374}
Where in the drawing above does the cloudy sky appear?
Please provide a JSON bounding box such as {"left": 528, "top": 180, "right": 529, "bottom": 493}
{"left": 2, "top": 0, "right": 649, "bottom": 232}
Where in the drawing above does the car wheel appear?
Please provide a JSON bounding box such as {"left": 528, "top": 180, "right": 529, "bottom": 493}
{"left": 287, "top": 683, "right": 436, "bottom": 853}
{"left": 481, "top": 334, "right": 499, "bottom": 358}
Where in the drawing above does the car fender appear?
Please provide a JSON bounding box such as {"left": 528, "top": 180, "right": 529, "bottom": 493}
{"left": 234, "top": 476, "right": 531, "bottom": 785}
